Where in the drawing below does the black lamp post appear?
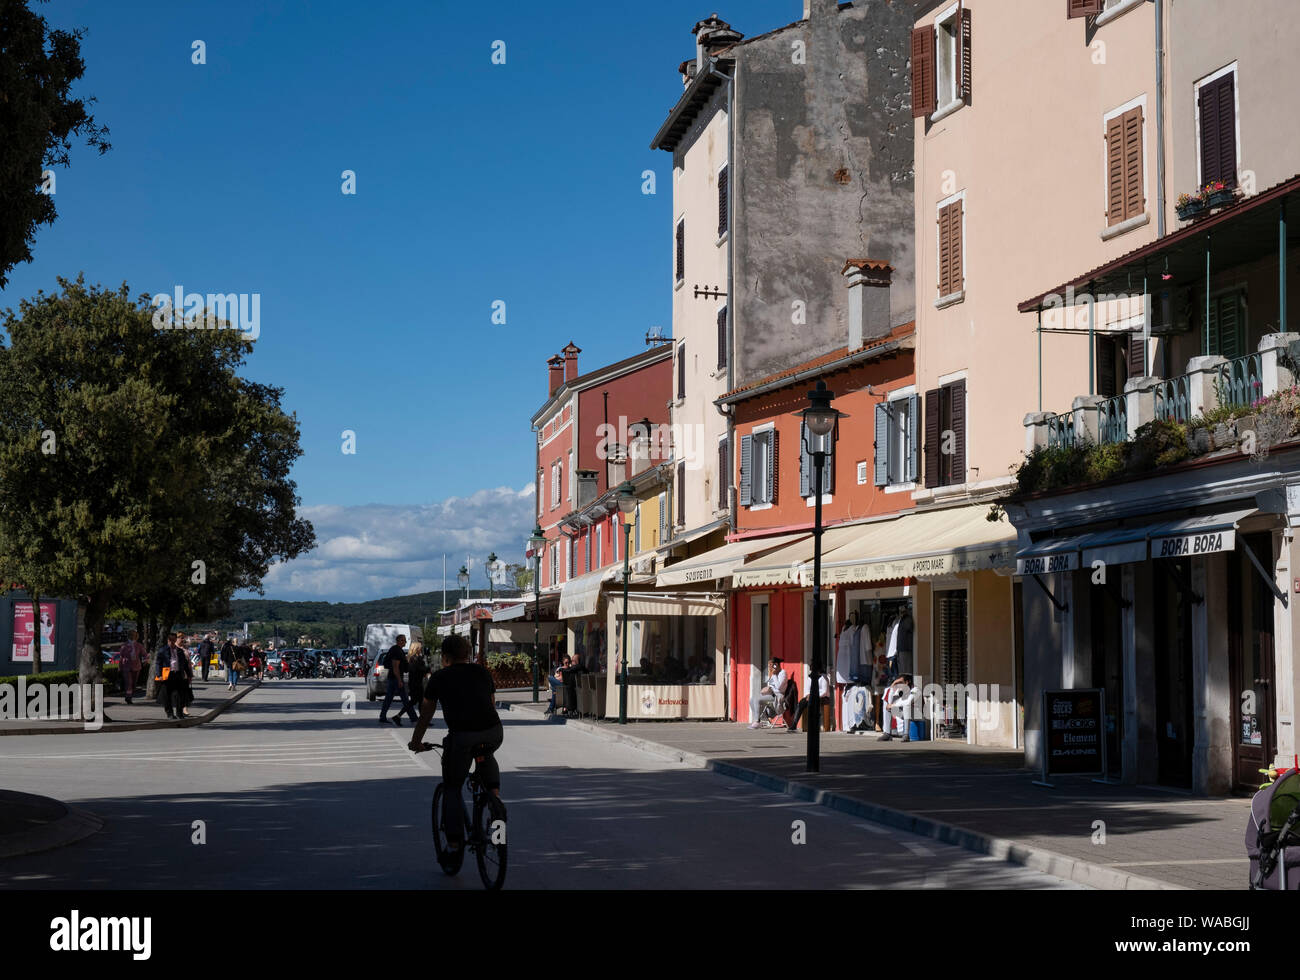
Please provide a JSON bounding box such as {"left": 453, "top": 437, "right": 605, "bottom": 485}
{"left": 457, "top": 565, "right": 469, "bottom": 601}
{"left": 615, "top": 480, "right": 638, "bottom": 725}
{"left": 795, "top": 380, "right": 844, "bottom": 774}
{"left": 486, "top": 551, "right": 498, "bottom": 603}
{"left": 528, "top": 525, "right": 545, "bottom": 703}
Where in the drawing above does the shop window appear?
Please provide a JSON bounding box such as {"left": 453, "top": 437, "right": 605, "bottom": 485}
{"left": 617, "top": 614, "right": 716, "bottom": 685}
{"left": 935, "top": 590, "right": 969, "bottom": 739}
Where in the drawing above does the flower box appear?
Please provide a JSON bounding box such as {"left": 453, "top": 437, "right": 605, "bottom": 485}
{"left": 1206, "top": 188, "right": 1236, "bottom": 209}
{"left": 1176, "top": 199, "right": 1208, "bottom": 221}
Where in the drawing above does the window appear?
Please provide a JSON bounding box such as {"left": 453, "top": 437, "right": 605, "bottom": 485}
{"left": 717, "top": 439, "right": 729, "bottom": 511}
{"left": 1206, "top": 290, "right": 1246, "bottom": 360}
{"left": 857, "top": 461, "right": 868, "bottom": 485}
{"left": 1066, "top": 0, "right": 1103, "bottom": 16}
{"left": 634, "top": 504, "right": 642, "bottom": 554}
{"left": 924, "top": 380, "right": 966, "bottom": 489}
{"left": 658, "top": 492, "right": 668, "bottom": 545}
{"left": 911, "top": 5, "right": 970, "bottom": 120}
{"left": 875, "top": 395, "right": 919, "bottom": 487}
{"left": 799, "top": 421, "right": 836, "bottom": 498}
{"left": 717, "top": 306, "right": 727, "bottom": 371}
{"left": 567, "top": 537, "right": 575, "bottom": 579}
{"left": 676, "top": 461, "right": 686, "bottom": 528}
{"left": 718, "top": 165, "right": 729, "bottom": 238}
{"left": 1070, "top": 0, "right": 1146, "bottom": 25}
{"left": 1105, "top": 104, "right": 1145, "bottom": 227}
{"left": 1096, "top": 333, "right": 1146, "bottom": 396}
{"left": 675, "top": 218, "right": 686, "bottom": 283}
{"left": 597, "top": 524, "right": 603, "bottom": 568}
{"left": 1197, "top": 67, "right": 1238, "bottom": 188}
{"left": 551, "top": 462, "right": 561, "bottom": 510}
{"left": 612, "top": 516, "right": 618, "bottom": 564}
{"left": 550, "top": 544, "right": 558, "bottom": 586}
{"left": 739, "top": 428, "right": 778, "bottom": 507}
{"left": 678, "top": 342, "right": 686, "bottom": 400}
{"left": 937, "top": 196, "right": 964, "bottom": 302}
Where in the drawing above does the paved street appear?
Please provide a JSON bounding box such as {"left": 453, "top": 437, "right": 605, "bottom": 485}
{"left": 0, "top": 680, "right": 1081, "bottom": 889}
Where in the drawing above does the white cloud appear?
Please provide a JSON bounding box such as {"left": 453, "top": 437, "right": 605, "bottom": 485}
{"left": 248, "top": 486, "right": 538, "bottom": 602}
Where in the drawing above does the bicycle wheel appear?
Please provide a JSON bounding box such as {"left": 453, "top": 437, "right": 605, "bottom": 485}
{"left": 473, "top": 792, "right": 507, "bottom": 890}
{"left": 431, "top": 784, "right": 463, "bottom": 875}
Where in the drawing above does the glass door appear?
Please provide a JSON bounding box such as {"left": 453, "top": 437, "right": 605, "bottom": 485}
{"left": 1231, "top": 534, "right": 1277, "bottom": 791}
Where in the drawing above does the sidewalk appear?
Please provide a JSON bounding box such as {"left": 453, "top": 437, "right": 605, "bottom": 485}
{"left": 0, "top": 675, "right": 259, "bottom": 735}
{"left": 501, "top": 693, "right": 1252, "bottom": 890}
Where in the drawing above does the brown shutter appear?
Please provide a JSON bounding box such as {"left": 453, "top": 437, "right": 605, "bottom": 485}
{"left": 1105, "top": 114, "right": 1125, "bottom": 226}
{"left": 1198, "top": 75, "right": 1235, "bottom": 188}
{"left": 677, "top": 461, "right": 685, "bottom": 527}
{"left": 1097, "top": 336, "right": 1117, "bottom": 398}
{"left": 938, "top": 204, "right": 954, "bottom": 297}
{"left": 1128, "top": 332, "right": 1146, "bottom": 379}
{"left": 718, "top": 440, "right": 728, "bottom": 511}
{"left": 678, "top": 343, "right": 686, "bottom": 400}
{"left": 950, "top": 200, "right": 964, "bottom": 293}
{"left": 949, "top": 380, "right": 966, "bottom": 484}
{"left": 675, "top": 219, "right": 685, "bottom": 281}
{"left": 957, "top": 6, "right": 972, "bottom": 105}
{"left": 718, "top": 165, "right": 729, "bottom": 237}
{"left": 924, "top": 388, "right": 941, "bottom": 487}
{"left": 1123, "top": 107, "right": 1144, "bottom": 221}
{"left": 911, "top": 26, "right": 936, "bottom": 119}
{"left": 717, "top": 306, "right": 727, "bottom": 370}
{"left": 1067, "top": 0, "right": 1103, "bottom": 17}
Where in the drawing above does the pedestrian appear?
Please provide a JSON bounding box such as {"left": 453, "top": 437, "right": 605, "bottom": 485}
{"left": 197, "top": 633, "right": 215, "bottom": 683}
{"left": 378, "top": 634, "right": 418, "bottom": 726}
{"left": 408, "top": 641, "right": 428, "bottom": 703}
{"left": 155, "top": 632, "right": 192, "bottom": 720}
{"left": 220, "top": 638, "right": 237, "bottom": 690}
{"left": 175, "top": 632, "right": 194, "bottom": 716}
{"left": 118, "top": 630, "right": 145, "bottom": 705}
{"left": 248, "top": 648, "right": 262, "bottom": 680}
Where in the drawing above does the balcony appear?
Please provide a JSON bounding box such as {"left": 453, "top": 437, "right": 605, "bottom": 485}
{"left": 1025, "top": 332, "right": 1298, "bottom": 457}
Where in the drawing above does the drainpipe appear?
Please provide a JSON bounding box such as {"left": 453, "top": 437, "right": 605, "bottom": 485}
{"left": 1155, "top": 0, "right": 1167, "bottom": 237}
{"left": 1282, "top": 202, "right": 1289, "bottom": 333}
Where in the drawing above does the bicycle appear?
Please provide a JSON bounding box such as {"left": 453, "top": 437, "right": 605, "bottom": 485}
{"left": 416, "top": 739, "right": 507, "bottom": 890}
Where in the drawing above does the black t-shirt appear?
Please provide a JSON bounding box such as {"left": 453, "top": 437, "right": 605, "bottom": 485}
{"left": 384, "top": 644, "right": 407, "bottom": 674}
{"left": 424, "top": 662, "right": 499, "bottom": 733}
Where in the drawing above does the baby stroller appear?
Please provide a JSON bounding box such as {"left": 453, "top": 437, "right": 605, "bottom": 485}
{"left": 1246, "top": 764, "right": 1300, "bottom": 890}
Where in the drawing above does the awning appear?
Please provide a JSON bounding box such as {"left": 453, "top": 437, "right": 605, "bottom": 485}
{"left": 1018, "top": 507, "right": 1259, "bottom": 570}
{"left": 656, "top": 532, "right": 810, "bottom": 588}
{"left": 656, "top": 518, "right": 728, "bottom": 557}
{"left": 487, "top": 622, "right": 565, "bottom": 644}
{"left": 815, "top": 507, "right": 1018, "bottom": 586}
{"left": 1015, "top": 534, "right": 1091, "bottom": 576}
{"left": 1148, "top": 508, "right": 1256, "bottom": 560}
{"left": 1079, "top": 526, "right": 1149, "bottom": 568}
{"left": 489, "top": 603, "right": 526, "bottom": 622}
{"left": 558, "top": 567, "right": 618, "bottom": 619}
{"left": 609, "top": 592, "right": 726, "bottom": 618}
{"left": 733, "top": 524, "right": 869, "bottom": 588}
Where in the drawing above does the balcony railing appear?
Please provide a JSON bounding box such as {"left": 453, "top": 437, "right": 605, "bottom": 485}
{"left": 1154, "top": 374, "right": 1192, "bottom": 423}
{"left": 1215, "top": 352, "right": 1264, "bottom": 410}
{"left": 1097, "top": 393, "right": 1128, "bottom": 444}
{"left": 1046, "top": 412, "right": 1076, "bottom": 449}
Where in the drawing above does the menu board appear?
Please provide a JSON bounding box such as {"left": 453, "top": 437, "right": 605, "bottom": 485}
{"left": 1043, "top": 689, "right": 1105, "bottom": 776}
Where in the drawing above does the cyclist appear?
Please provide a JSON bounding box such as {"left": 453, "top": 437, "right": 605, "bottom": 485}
{"left": 409, "top": 635, "right": 503, "bottom": 854}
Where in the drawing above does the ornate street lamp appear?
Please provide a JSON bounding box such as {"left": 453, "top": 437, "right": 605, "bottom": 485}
{"left": 528, "top": 525, "right": 546, "bottom": 703}
{"left": 486, "top": 551, "right": 498, "bottom": 603}
{"left": 794, "top": 380, "right": 846, "bottom": 773}
{"left": 457, "top": 565, "right": 469, "bottom": 600}
{"left": 615, "top": 480, "right": 638, "bottom": 725}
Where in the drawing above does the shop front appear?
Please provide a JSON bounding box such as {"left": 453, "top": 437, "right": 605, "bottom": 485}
{"left": 605, "top": 592, "right": 726, "bottom": 720}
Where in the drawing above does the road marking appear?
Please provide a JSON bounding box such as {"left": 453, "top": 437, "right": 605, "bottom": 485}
{"left": 1104, "top": 859, "right": 1246, "bottom": 867}
{"left": 900, "top": 840, "right": 933, "bottom": 857}
{"left": 388, "top": 731, "right": 434, "bottom": 771}
{"left": 854, "top": 822, "right": 890, "bottom": 835}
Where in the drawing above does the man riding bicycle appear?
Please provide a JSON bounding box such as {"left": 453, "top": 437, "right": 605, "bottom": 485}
{"left": 408, "top": 635, "right": 503, "bottom": 855}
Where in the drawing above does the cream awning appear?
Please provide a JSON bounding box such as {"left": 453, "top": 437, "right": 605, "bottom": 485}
{"left": 656, "top": 532, "right": 810, "bottom": 588}
{"left": 732, "top": 524, "right": 876, "bottom": 588}
{"left": 609, "top": 592, "right": 726, "bottom": 618}
{"left": 557, "top": 567, "right": 618, "bottom": 619}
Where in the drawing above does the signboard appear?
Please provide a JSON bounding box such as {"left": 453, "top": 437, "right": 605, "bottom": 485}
{"left": 1041, "top": 688, "right": 1106, "bottom": 780}
{"left": 1016, "top": 552, "right": 1077, "bottom": 576}
{"left": 1151, "top": 528, "right": 1234, "bottom": 559}
{"left": 12, "top": 602, "right": 57, "bottom": 663}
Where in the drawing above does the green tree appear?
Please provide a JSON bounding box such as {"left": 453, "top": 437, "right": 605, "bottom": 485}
{"left": 0, "top": 277, "right": 313, "bottom": 696}
{"left": 0, "top": 0, "right": 110, "bottom": 287}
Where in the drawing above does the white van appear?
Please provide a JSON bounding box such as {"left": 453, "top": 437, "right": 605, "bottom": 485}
{"left": 363, "top": 623, "right": 423, "bottom": 701}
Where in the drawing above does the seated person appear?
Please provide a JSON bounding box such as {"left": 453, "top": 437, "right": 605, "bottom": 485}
{"left": 749, "top": 658, "right": 788, "bottom": 729}
{"left": 879, "top": 674, "right": 918, "bottom": 742}
{"left": 638, "top": 655, "right": 657, "bottom": 681}
{"left": 559, "top": 655, "right": 584, "bottom": 712}
{"left": 545, "top": 656, "right": 570, "bottom": 715}
{"left": 789, "top": 673, "right": 831, "bottom": 733}
{"left": 662, "top": 654, "right": 687, "bottom": 683}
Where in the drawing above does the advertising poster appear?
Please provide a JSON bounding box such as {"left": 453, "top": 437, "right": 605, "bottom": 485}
{"left": 12, "top": 602, "right": 57, "bottom": 663}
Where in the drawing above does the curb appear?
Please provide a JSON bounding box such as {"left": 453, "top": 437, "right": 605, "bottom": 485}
{"left": 0, "top": 791, "right": 103, "bottom": 860}
{"left": 505, "top": 703, "right": 1182, "bottom": 891}
{"left": 0, "top": 680, "right": 262, "bottom": 736}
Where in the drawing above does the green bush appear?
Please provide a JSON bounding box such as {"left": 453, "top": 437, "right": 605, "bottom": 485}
{"left": 1016, "top": 420, "right": 1189, "bottom": 495}
{"left": 0, "top": 666, "right": 118, "bottom": 690}
{"left": 486, "top": 651, "right": 533, "bottom": 673}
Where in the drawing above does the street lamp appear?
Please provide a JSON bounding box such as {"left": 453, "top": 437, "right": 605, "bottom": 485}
{"left": 457, "top": 565, "right": 469, "bottom": 600}
{"left": 486, "top": 551, "right": 498, "bottom": 603}
{"left": 615, "top": 480, "right": 638, "bottom": 725}
{"left": 794, "top": 380, "right": 845, "bottom": 773}
{"left": 528, "top": 525, "right": 545, "bottom": 703}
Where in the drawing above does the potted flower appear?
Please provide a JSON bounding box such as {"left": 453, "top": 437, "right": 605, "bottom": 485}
{"left": 1176, "top": 190, "right": 1208, "bottom": 221}
{"left": 1203, "top": 179, "right": 1236, "bottom": 209}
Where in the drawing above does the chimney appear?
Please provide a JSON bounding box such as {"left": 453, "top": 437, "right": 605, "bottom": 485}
{"left": 803, "top": 0, "right": 839, "bottom": 21}
{"left": 576, "top": 470, "right": 599, "bottom": 509}
{"left": 692, "top": 12, "right": 743, "bottom": 71}
{"left": 841, "top": 260, "right": 894, "bottom": 349}
{"left": 548, "top": 355, "right": 565, "bottom": 395}
{"left": 562, "top": 342, "right": 581, "bottom": 384}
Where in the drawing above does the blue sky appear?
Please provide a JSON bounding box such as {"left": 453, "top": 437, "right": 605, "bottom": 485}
{"left": 1, "top": 0, "right": 800, "bottom": 601}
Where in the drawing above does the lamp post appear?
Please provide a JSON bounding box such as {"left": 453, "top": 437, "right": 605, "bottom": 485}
{"left": 615, "top": 480, "right": 638, "bottom": 725}
{"left": 528, "top": 525, "right": 545, "bottom": 703}
{"left": 795, "top": 380, "right": 844, "bottom": 774}
{"left": 486, "top": 551, "right": 498, "bottom": 603}
{"left": 457, "top": 565, "right": 469, "bottom": 601}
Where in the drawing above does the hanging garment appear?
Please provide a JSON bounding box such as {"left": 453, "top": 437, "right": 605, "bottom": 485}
{"left": 835, "top": 626, "right": 857, "bottom": 684}
{"left": 843, "top": 685, "right": 869, "bottom": 731}
{"left": 885, "top": 617, "right": 901, "bottom": 663}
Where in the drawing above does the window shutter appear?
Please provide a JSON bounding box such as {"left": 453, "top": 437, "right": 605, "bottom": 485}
{"left": 678, "top": 343, "right": 686, "bottom": 400}
{"left": 1128, "top": 332, "right": 1146, "bottom": 379}
{"left": 949, "top": 380, "right": 967, "bottom": 485}
{"left": 1123, "top": 107, "right": 1144, "bottom": 221}
{"left": 1067, "top": 0, "right": 1103, "bottom": 18}
{"left": 768, "top": 429, "right": 779, "bottom": 505}
{"left": 658, "top": 494, "right": 668, "bottom": 543}
{"left": 938, "top": 205, "right": 952, "bottom": 297}
{"left": 800, "top": 422, "right": 811, "bottom": 498}
{"left": 1199, "top": 75, "right": 1236, "bottom": 188}
{"left": 718, "top": 165, "right": 729, "bottom": 237}
{"left": 924, "top": 389, "right": 941, "bottom": 487}
{"left": 1210, "top": 294, "right": 1243, "bottom": 359}
{"left": 910, "top": 26, "right": 936, "bottom": 119}
{"left": 677, "top": 461, "right": 686, "bottom": 528}
{"left": 739, "top": 434, "right": 753, "bottom": 506}
{"left": 951, "top": 200, "right": 964, "bottom": 293}
{"left": 874, "top": 404, "right": 890, "bottom": 487}
{"left": 1098, "top": 336, "right": 1117, "bottom": 398}
{"left": 718, "top": 440, "right": 728, "bottom": 511}
{"left": 676, "top": 219, "right": 685, "bottom": 281}
{"left": 825, "top": 436, "right": 835, "bottom": 495}
{"left": 1105, "top": 114, "right": 1125, "bottom": 226}
{"left": 906, "top": 394, "right": 920, "bottom": 483}
{"left": 717, "top": 306, "right": 727, "bottom": 371}
{"left": 957, "top": 7, "right": 972, "bottom": 106}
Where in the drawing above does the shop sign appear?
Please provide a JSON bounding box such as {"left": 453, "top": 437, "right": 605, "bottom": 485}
{"left": 1016, "top": 552, "right": 1076, "bottom": 576}
{"left": 1151, "top": 529, "right": 1234, "bottom": 559}
{"left": 1039, "top": 688, "right": 1106, "bottom": 780}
